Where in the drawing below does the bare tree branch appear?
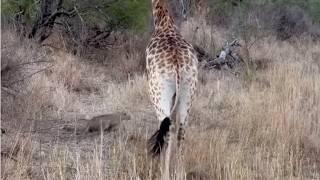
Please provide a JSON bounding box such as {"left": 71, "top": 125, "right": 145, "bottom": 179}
{"left": 9, "top": 60, "right": 52, "bottom": 69}
{"left": 29, "top": 0, "right": 76, "bottom": 42}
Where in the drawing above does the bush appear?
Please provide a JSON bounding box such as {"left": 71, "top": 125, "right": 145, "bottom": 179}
{"left": 70, "top": 0, "right": 149, "bottom": 32}
{"left": 203, "top": 0, "right": 320, "bottom": 40}
{"left": 1, "top": 0, "right": 38, "bottom": 23}
{"left": 1, "top": 0, "right": 149, "bottom": 49}
{"left": 276, "top": 0, "right": 320, "bottom": 24}
{"left": 271, "top": 6, "right": 313, "bottom": 40}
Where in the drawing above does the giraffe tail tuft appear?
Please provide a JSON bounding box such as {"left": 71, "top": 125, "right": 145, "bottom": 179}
{"left": 148, "top": 117, "right": 171, "bottom": 157}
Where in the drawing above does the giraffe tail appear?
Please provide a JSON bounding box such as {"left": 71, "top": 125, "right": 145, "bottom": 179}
{"left": 148, "top": 66, "right": 180, "bottom": 157}
{"left": 148, "top": 117, "right": 171, "bottom": 156}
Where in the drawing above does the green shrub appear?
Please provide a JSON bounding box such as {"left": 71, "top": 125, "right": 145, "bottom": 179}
{"left": 107, "top": 0, "right": 149, "bottom": 32}
{"left": 73, "top": 0, "right": 149, "bottom": 32}
{"left": 1, "top": 0, "right": 149, "bottom": 32}
{"left": 272, "top": 0, "right": 320, "bottom": 23}
{"left": 1, "top": 0, "right": 38, "bottom": 23}
{"left": 205, "top": 0, "right": 320, "bottom": 25}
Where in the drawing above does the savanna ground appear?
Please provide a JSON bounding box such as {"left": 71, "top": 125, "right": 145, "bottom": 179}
{"left": 2, "top": 7, "right": 320, "bottom": 180}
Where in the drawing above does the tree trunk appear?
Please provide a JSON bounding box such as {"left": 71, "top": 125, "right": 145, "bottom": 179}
{"left": 29, "top": 0, "right": 54, "bottom": 39}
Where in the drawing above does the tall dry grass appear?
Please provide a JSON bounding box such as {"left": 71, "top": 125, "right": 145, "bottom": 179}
{"left": 1, "top": 20, "right": 320, "bottom": 180}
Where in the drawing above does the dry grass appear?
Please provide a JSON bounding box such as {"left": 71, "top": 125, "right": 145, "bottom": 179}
{"left": 1, "top": 21, "right": 320, "bottom": 180}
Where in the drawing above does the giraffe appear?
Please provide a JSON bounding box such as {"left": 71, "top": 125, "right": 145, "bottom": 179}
{"left": 146, "top": 0, "right": 198, "bottom": 179}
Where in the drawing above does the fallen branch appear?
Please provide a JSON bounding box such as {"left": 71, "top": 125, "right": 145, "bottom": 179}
{"left": 9, "top": 60, "right": 52, "bottom": 69}
{"left": 194, "top": 39, "right": 243, "bottom": 70}
{"left": 218, "top": 39, "right": 241, "bottom": 59}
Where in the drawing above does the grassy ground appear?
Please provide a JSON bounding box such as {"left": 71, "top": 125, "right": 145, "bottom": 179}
{"left": 1, "top": 20, "right": 320, "bottom": 179}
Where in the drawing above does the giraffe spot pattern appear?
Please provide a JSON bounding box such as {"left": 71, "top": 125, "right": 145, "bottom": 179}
{"left": 147, "top": 0, "right": 198, "bottom": 165}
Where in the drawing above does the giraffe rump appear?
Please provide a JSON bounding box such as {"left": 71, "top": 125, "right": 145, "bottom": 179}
{"left": 148, "top": 117, "right": 171, "bottom": 156}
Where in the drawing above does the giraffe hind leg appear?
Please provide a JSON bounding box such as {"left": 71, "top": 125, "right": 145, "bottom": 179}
{"left": 148, "top": 77, "right": 176, "bottom": 156}
{"left": 175, "top": 79, "right": 196, "bottom": 179}
{"left": 176, "top": 76, "right": 196, "bottom": 147}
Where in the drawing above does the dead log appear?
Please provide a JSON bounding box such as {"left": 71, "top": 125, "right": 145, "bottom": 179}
{"left": 193, "top": 39, "right": 243, "bottom": 71}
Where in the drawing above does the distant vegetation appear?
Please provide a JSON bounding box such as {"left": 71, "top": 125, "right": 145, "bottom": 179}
{"left": 2, "top": 0, "right": 320, "bottom": 43}
{"left": 1, "top": 0, "right": 319, "bottom": 71}
{"left": 205, "top": 0, "right": 320, "bottom": 22}
{"left": 1, "top": 0, "right": 150, "bottom": 51}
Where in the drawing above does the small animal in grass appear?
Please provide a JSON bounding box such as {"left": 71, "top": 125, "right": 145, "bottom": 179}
{"left": 62, "top": 112, "right": 131, "bottom": 134}
{"left": 85, "top": 112, "right": 131, "bottom": 133}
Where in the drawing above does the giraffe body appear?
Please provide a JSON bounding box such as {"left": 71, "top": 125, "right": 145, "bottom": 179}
{"left": 146, "top": 0, "right": 198, "bottom": 179}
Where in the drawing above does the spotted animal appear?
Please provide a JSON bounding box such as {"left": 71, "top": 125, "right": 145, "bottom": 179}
{"left": 146, "top": 0, "right": 198, "bottom": 179}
